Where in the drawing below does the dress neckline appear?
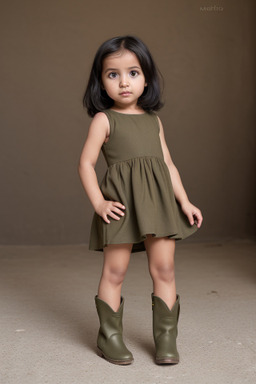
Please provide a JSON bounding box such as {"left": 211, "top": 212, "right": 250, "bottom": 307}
{"left": 109, "top": 109, "right": 147, "bottom": 116}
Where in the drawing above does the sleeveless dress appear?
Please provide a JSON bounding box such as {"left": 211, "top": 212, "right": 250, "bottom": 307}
{"left": 89, "top": 109, "right": 198, "bottom": 253}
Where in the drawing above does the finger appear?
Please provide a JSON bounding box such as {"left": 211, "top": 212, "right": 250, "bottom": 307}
{"left": 108, "top": 212, "right": 121, "bottom": 221}
{"left": 193, "top": 211, "right": 203, "bottom": 228}
{"left": 113, "top": 201, "right": 126, "bottom": 210}
{"left": 187, "top": 212, "right": 195, "bottom": 226}
{"left": 112, "top": 207, "right": 125, "bottom": 216}
{"left": 197, "top": 213, "right": 203, "bottom": 228}
{"left": 102, "top": 214, "right": 110, "bottom": 224}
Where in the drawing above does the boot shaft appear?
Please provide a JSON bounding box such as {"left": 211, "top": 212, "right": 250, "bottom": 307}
{"left": 95, "top": 296, "right": 124, "bottom": 336}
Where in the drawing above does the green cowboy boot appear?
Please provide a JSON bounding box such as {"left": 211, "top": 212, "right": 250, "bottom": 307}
{"left": 95, "top": 296, "right": 133, "bottom": 365}
{"left": 152, "top": 294, "right": 180, "bottom": 364}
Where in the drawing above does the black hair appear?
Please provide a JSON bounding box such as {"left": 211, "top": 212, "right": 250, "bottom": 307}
{"left": 83, "top": 35, "right": 164, "bottom": 117}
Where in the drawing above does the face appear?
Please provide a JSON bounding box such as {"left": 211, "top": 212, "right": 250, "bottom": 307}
{"left": 101, "top": 49, "right": 147, "bottom": 110}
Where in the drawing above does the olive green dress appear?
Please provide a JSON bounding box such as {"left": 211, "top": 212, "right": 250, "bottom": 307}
{"left": 89, "top": 109, "right": 198, "bottom": 252}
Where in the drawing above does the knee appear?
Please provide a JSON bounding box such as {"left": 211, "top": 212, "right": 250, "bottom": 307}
{"left": 103, "top": 265, "right": 127, "bottom": 286}
{"left": 149, "top": 261, "right": 175, "bottom": 284}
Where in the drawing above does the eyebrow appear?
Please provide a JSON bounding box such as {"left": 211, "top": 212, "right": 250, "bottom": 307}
{"left": 104, "top": 66, "right": 141, "bottom": 74}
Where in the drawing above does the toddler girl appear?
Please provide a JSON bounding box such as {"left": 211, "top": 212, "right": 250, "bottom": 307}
{"left": 79, "top": 35, "right": 203, "bottom": 365}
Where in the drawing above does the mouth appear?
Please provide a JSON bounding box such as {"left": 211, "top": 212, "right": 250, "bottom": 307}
{"left": 119, "top": 91, "right": 132, "bottom": 96}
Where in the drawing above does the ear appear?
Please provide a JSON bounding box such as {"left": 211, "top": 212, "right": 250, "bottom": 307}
{"left": 144, "top": 82, "right": 148, "bottom": 87}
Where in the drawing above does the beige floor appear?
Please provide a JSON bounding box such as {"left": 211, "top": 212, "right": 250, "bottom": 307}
{"left": 0, "top": 240, "right": 255, "bottom": 384}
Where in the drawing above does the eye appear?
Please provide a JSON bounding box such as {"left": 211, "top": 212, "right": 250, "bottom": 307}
{"left": 129, "top": 70, "right": 139, "bottom": 78}
{"left": 108, "top": 72, "right": 118, "bottom": 79}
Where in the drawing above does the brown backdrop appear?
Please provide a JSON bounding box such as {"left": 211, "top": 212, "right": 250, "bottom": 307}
{"left": 1, "top": 0, "right": 255, "bottom": 245}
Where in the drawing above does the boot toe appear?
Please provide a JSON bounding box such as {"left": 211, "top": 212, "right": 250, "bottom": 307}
{"left": 98, "top": 336, "right": 134, "bottom": 364}
{"left": 156, "top": 348, "right": 179, "bottom": 364}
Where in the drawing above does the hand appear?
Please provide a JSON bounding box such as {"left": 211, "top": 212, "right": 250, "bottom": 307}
{"left": 95, "top": 200, "right": 126, "bottom": 224}
{"left": 181, "top": 201, "right": 203, "bottom": 228}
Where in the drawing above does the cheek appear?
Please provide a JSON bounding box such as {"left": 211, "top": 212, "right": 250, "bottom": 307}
{"left": 104, "top": 83, "right": 114, "bottom": 94}
{"left": 101, "top": 78, "right": 107, "bottom": 90}
{"left": 101, "top": 76, "right": 113, "bottom": 90}
{"left": 101, "top": 80, "right": 109, "bottom": 92}
{"left": 140, "top": 80, "right": 147, "bottom": 91}
{"left": 102, "top": 82, "right": 116, "bottom": 99}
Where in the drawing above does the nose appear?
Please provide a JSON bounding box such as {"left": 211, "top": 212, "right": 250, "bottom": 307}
{"left": 119, "top": 75, "right": 129, "bottom": 88}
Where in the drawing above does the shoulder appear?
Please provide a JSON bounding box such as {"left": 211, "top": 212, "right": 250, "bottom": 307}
{"left": 88, "top": 112, "right": 110, "bottom": 139}
{"left": 90, "top": 111, "right": 110, "bottom": 129}
{"left": 91, "top": 111, "right": 109, "bottom": 125}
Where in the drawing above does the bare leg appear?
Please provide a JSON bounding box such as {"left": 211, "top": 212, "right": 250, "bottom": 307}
{"left": 98, "top": 243, "right": 132, "bottom": 312}
{"left": 144, "top": 235, "right": 176, "bottom": 309}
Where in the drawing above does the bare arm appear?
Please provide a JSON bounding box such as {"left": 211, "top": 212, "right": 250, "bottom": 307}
{"left": 158, "top": 117, "right": 203, "bottom": 228}
{"left": 78, "top": 112, "right": 125, "bottom": 223}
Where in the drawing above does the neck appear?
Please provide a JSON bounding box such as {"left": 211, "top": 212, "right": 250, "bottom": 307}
{"left": 111, "top": 103, "right": 144, "bottom": 115}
